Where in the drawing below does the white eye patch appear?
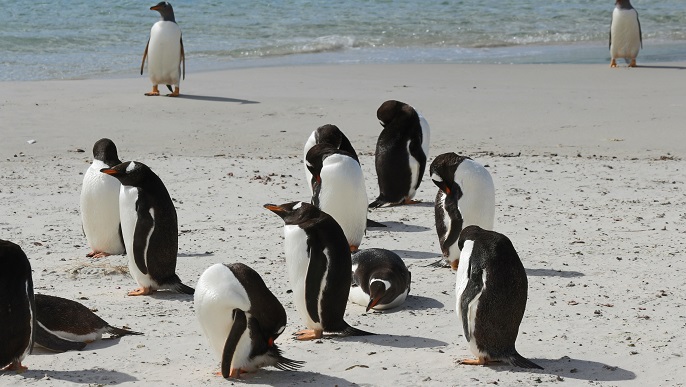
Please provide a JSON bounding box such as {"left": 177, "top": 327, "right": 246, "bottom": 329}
{"left": 126, "top": 161, "right": 136, "bottom": 172}
{"left": 292, "top": 202, "right": 303, "bottom": 210}
{"left": 430, "top": 173, "right": 443, "bottom": 182}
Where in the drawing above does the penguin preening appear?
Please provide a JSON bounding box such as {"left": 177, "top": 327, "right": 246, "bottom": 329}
{"left": 80, "top": 138, "right": 125, "bottom": 258}
{"left": 369, "top": 100, "right": 429, "bottom": 208}
{"left": 306, "top": 143, "right": 368, "bottom": 252}
{"left": 430, "top": 152, "right": 495, "bottom": 270}
{"left": 101, "top": 161, "right": 194, "bottom": 296}
{"left": 610, "top": 0, "right": 642, "bottom": 68}
{"left": 34, "top": 294, "right": 142, "bottom": 346}
{"left": 141, "top": 2, "right": 185, "bottom": 96}
{"left": 303, "top": 124, "right": 359, "bottom": 195}
{"left": 264, "top": 202, "right": 373, "bottom": 340}
{"left": 455, "top": 226, "right": 542, "bottom": 369}
{"left": 195, "top": 263, "right": 303, "bottom": 378}
{"left": 349, "top": 248, "right": 411, "bottom": 311}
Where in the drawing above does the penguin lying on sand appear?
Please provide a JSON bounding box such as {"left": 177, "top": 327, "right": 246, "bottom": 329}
{"left": 195, "top": 263, "right": 303, "bottom": 378}
{"left": 141, "top": 2, "right": 185, "bottom": 96}
{"left": 349, "top": 248, "right": 411, "bottom": 311}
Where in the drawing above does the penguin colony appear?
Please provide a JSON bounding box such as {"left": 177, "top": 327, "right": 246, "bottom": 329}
{"left": 12, "top": 0, "right": 657, "bottom": 379}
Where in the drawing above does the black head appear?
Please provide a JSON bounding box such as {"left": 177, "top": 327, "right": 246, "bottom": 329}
{"left": 314, "top": 124, "right": 344, "bottom": 148}
{"left": 376, "top": 100, "right": 417, "bottom": 128}
{"left": 241, "top": 316, "right": 303, "bottom": 372}
{"left": 430, "top": 152, "right": 470, "bottom": 197}
{"left": 0, "top": 239, "right": 32, "bottom": 278}
{"left": 305, "top": 143, "right": 351, "bottom": 184}
{"left": 263, "top": 201, "right": 323, "bottom": 226}
{"left": 366, "top": 279, "right": 390, "bottom": 312}
{"left": 615, "top": 0, "right": 634, "bottom": 10}
{"left": 100, "top": 161, "right": 151, "bottom": 187}
{"left": 151, "top": 2, "right": 176, "bottom": 22}
{"left": 457, "top": 225, "right": 485, "bottom": 251}
{"left": 92, "top": 138, "right": 121, "bottom": 167}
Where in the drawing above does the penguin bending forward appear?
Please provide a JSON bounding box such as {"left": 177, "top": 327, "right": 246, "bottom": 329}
{"left": 430, "top": 152, "right": 495, "bottom": 269}
{"left": 264, "top": 202, "right": 373, "bottom": 340}
{"left": 306, "top": 143, "right": 368, "bottom": 252}
{"left": 370, "top": 100, "right": 429, "bottom": 208}
{"left": 349, "top": 248, "right": 411, "bottom": 311}
{"left": 101, "top": 161, "right": 194, "bottom": 296}
{"left": 455, "top": 226, "right": 542, "bottom": 369}
{"left": 141, "top": 2, "right": 185, "bottom": 96}
{"left": 195, "top": 263, "right": 303, "bottom": 378}
{"left": 303, "top": 124, "right": 359, "bottom": 195}
{"left": 80, "top": 138, "right": 125, "bottom": 258}
{"left": 610, "top": 0, "right": 642, "bottom": 68}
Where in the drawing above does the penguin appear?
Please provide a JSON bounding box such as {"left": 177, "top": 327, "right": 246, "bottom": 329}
{"left": 455, "top": 226, "right": 542, "bottom": 369}
{"left": 430, "top": 152, "right": 495, "bottom": 270}
{"left": 195, "top": 263, "right": 304, "bottom": 378}
{"left": 34, "top": 294, "right": 142, "bottom": 346}
{"left": 306, "top": 143, "right": 368, "bottom": 252}
{"left": 100, "top": 161, "right": 194, "bottom": 296}
{"left": 141, "top": 2, "right": 185, "bottom": 97}
{"left": 264, "top": 201, "right": 373, "bottom": 340}
{"left": 610, "top": 0, "right": 642, "bottom": 68}
{"left": 369, "top": 100, "right": 429, "bottom": 208}
{"left": 349, "top": 248, "right": 411, "bottom": 311}
{"left": 0, "top": 239, "right": 35, "bottom": 372}
{"left": 303, "top": 124, "right": 359, "bottom": 195}
{"left": 80, "top": 138, "right": 125, "bottom": 258}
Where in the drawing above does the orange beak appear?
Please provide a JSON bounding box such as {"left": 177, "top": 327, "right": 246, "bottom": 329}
{"left": 150, "top": 5, "right": 162, "bottom": 11}
{"left": 264, "top": 204, "right": 284, "bottom": 213}
{"left": 445, "top": 186, "right": 451, "bottom": 195}
{"left": 366, "top": 296, "right": 381, "bottom": 312}
{"left": 100, "top": 168, "right": 118, "bottom": 176}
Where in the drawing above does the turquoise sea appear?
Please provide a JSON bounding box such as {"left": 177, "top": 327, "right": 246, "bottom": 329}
{"left": 1, "top": 0, "right": 685, "bottom": 81}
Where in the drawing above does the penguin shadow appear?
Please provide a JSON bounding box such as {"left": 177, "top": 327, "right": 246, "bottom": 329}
{"left": 148, "top": 291, "right": 194, "bottom": 302}
{"left": 176, "top": 94, "right": 259, "bottom": 104}
{"left": 381, "top": 221, "right": 431, "bottom": 233}
{"left": 226, "top": 369, "right": 351, "bottom": 385}
{"left": 338, "top": 332, "right": 448, "bottom": 350}
{"left": 635, "top": 65, "right": 686, "bottom": 70}
{"left": 392, "top": 249, "right": 441, "bottom": 260}
{"left": 19, "top": 368, "right": 137, "bottom": 384}
{"left": 177, "top": 251, "right": 214, "bottom": 258}
{"left": 526, "top": 268, "right": 584, "bottom": 278}
{"left": 400, "top": 294, "right": 444, "bottom": 311}
{"left": 494, "top": 356, "right": 636, "bottom": 382}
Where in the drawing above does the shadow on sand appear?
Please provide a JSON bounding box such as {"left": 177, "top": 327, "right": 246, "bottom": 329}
{"left": 492, "top": 356, "right": 636, "bottom": 382}
{"left": 19, "top": 368, "right": 137, "bottom": 384}
{"left": 177, "top": 94, "right": 259, "bottom": 104}
{"left": 526, "top": 268, "right": 584, "bottom": 278}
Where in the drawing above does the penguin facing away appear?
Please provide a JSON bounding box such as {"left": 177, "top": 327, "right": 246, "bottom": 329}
{"left": 370, "top": 100, "right": 429, "bottom": 208}
{"left": 303, "top": 124, "right": 359, "bottom": 195}
{"left": 306, "top": 143, "right": 368, "bottom": 252}
{"left": 101, "top": 161, "right": 194, "bottom": 296}
{"left": 349, "top": 248, "right": 411, "bottom": 311}
{"left": 430, "top": 152, "right": 495, "bottom": 270}
{"left": 455, "top": 226, "right": 542, "bottom": 369}
{"left": 141, "top": 2, "right": 185, "bottom": 96}
{"left": 264, "top": 202, "right": 373, "bottom": 340}
{"left": 80, "top": 138, "right": 125, "bottom": 258}
{"left": 610, "top": 0, "right": 642, "bottom": 68}
{"left": 34, "top": 294, "right": 142, "bottom": 347}
{"left": 0, "top": 240, "right": 35, "bottom": 372}
{"left": 195, "top": 263, "right": 304, "bottom": 378}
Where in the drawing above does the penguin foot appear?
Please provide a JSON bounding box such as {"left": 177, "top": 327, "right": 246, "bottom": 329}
{"left": 403, "top": 198, "right": 421, "bottom": 205}
{"left": 167, "top": 87, "right": 180, "bottom": 97}
{"left": 145, "top": 85, "right": 160, "bottom": 96}
{"left": 450, "top": 260, "right": 459, "bottom": 271}
{"left": 610, "top": 59, "right": 617, "bottom": 68}
{"left": 629, "top": 59, "right": 637, "bottom": 68}
{"left": 127, "top": 287, "right": 154, "bottom": 296}
{"left": 294, "top": 329, "right": 323, "bottom": 341}
{"left": 87, "top": 251, "right": 111, "bottom": 258}
{"left": 1, "top": 361, "right": 28, "bottom": 373}
{"left": 460, "top": 357, "right": 500, "bottom": 366}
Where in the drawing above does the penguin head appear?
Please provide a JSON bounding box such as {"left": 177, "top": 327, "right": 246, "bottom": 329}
{"left": 92, "top": 138, "right": 121, "bottom": 167}
{"left": 100, "top": 161, "right": 151, "bottom": 187}
{"left": 366, "top": 278, "right": 392, "bottom": 312}
{"left": 150, "top": 2, "right": 176, "bottom": 22}
{"left": 264, "top": 201, "right": 322, "bottom": 226}
{"left": 376, "top": 100, "right": 418, "bottom": 129}
{"left": 616, "top": 0, "right": 634, "bottom": 10}
{"left": 305, "top": 143, "right": 348, "bottom": 187}
{"left": 314, "top": 124, "right": 344, "bottom": 148}
{"left": 430, "top": 152, "right": 467, "bottom": 199}
{"left": 0, "top": 239, "right": 32, "bottom": 278}
{"left": 457, "top": 225, "right": 483, "bottom": 251}
{"left": 247, "top": 318, "right": 303, "bottom": 372}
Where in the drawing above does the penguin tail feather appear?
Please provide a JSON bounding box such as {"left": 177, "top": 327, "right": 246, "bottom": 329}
{"left": 166, "top": 84, "right": 173, "bottom": 93}
{"left": 169, "top": 282, "right": 195, "bottom": 295}
{"left": 106, "top": 326, "right": 144, "bottom": 337}
{"left": 366, "top": 218, "right": 387, "bottom": 227}
{"left": 368, "top": 198, "right": 388, "bottom": 209}
{"left": 339, "top": 325, "right": 375, "bottom": 337}
{"left": 506, "top": 352, "right": 543, "bottom": 370}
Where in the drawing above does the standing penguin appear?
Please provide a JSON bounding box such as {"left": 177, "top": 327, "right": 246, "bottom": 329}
{"left": 455, "top": 226, "right": 542, "bottom": 369}
{"left": 370, "top": 100, "right": 429, "bottom": 208}
{"left": 264, "top": 202, "right": 373, "bottom": 340}
{"left": 0, "top": 239, "right": 35, "bottom": 372}
{"left": 430, "top": 153, "right": 495, "bottom": 269}
{"left": 101, "top": 161, "right": 194, "bottom": 296}
{"left": 195, "top": 263, "right": 303, "bottom": 378}
{"left": 306, "top": 144, "right": 368, "bottom": 252}
{"left": 349, "top": 248, "right": 411, "bottom": 311}
{"left": 80, "top": 138, "right": 125, "bottom": 258}
{"left": 610, "top": 0, "right": 642, "bottom": 68}
{"left": 303, "top": 124, "right": 359, "bottom": 195}
{"left": 141, "top": 2, "right": 185, "bottom": 96}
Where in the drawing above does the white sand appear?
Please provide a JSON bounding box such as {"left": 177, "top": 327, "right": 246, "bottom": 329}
{"left": 1, "top": 63, "right": 686, "bottom": 386}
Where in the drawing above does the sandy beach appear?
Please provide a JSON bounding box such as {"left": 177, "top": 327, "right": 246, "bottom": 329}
{"left": 1, "top": 62, "right": 686, "bottom": 386}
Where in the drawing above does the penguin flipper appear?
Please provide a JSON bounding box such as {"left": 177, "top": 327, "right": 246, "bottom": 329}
{"left": 305, "top": 246, "right": 328, "bottom": 324}
{"left": 460, "top": 257, "right": 483, "bottom": 342}
{"left": 506, "top": 351, "right": 543, "bottom": 370}
{"left": 141, "top": 39, "right": 149, "bottom": 75}
{"left": 166, "top": 85, "right": 173, "bottom": 93}
{"left": 132, "top": 202, "right": 154, "bottom": 275}
{"left": 368, "top": 197, "right": 388, "bottom": 209}
{"left": 34, "top": 323, "right": 87, "bottom": 352}
{"left": 221, "top": 309, "right": 248, "bottom": 379}
{"left": 180, "top": 36, "right": 185, "bottom": 80}
{"left": 168, "top": 280, "right": 195, "bottom": 295}
{"left": 408, "top": 135, "right": 427, "bottom": 191}
{"left": 105, "top": 325, "right": 144, "bottom": 337}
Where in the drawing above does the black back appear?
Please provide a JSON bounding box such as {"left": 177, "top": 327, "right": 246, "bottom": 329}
{"left": 0, "top": 239, "right": 35, "bottom": 368}
{"left": 35, "top": 294, "right": 108, "bottom": 334}
{"left": 374, "top": 100, "right": 427, "bottom": 203}
{"left": 431, "top": 153, "right": 472, "bottom": 256}
{"left": 92, "top": 138, "right": 122, "bottom": 168}
{"left": 151, "top": 2, "right": 176, "bottom": 23}
{"left": 351, "top": 248, "right": 411, "bottom": 305}
{"left": 313, "top": 124, "right": 359, "bottom": 163}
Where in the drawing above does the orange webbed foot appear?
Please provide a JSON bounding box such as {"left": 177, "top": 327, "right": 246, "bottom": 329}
{"left": 629, "top": 59, "right": 637, "bottom": 67}
{"left": 294, "top": 329, "right": 323, "bottom": 341}
{"left": 403, "top": 198, "right": 421, "bottom": 205}
{"left": 1, "top": 361, "right": 28, "bottom": 373}
{"left": 88, "top": 251, "right": 111, "bottom": 259}
{"left": 610, "top": 59, "right": 617, "bottom": 68}
{"left": 460, "top": 357, "right": 500, "bottom": 366}
{"left": 167, "top": 87, "right": 180, "bottom": 97}
{"left": 145, "top": 85, "right": 160, "bottom": 96}
{"left": 127, "top": 287, "right": 154, "bottom": 296}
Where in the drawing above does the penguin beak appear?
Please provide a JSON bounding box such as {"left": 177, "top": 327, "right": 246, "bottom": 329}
{"left": 264, "top": 204, "right": 286, "bottom": 216}
{"left": 150, "top": 5, "right": 162, "bottom": 11}
{"left": 268, "top": 337, "right": 275, "bottom": 347}
{"left": 100, "top": 168, "right": 119, "bottom": 176}
{"left": 366, "top": 296, "right": 381, "bottom": 312}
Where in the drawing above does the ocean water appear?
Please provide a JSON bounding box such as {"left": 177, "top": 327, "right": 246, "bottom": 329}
{"left": 1, "top": 0, "right": 685, "bottom": 81}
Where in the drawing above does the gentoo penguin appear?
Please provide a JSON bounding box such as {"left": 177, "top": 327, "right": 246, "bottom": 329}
{"left": 369, "top": 100, "right": 429, "bottom": 208}
{"left": 34, "top": 294, "right": 142, "bottom": 347}
{"left": 303, "top": 124, "right": 359, "bottom": 195}
{"left": 430, "top": 152, "right": 495, "bottom": 270}
{"left": 101, "top": 161, "right": 194, "bottom": 296}
{"left": 141, "top": 2, "right": 185, "bottom": 96}
{"left": 610, "top": 0, "right": 642, "bottom": 68}
{"left": 80, "top": 138, "right": 125, "bottom": 258}
{"left": 264, "top": 202, "right": 373, "bottom": 340}
{"left": 195, "top": 263, "right": 303, "bottom": 378}
{"left": 306, "top": 143, "right": 368, "bottom": 252}
{"left": 349, "top": 248, "right": 411, "bottom": 311}
{"left": 455, "top": 226, "right": 542, "bottom": 369}
{"left": 0, "top": 240, "right": 35, "bottom": 372}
